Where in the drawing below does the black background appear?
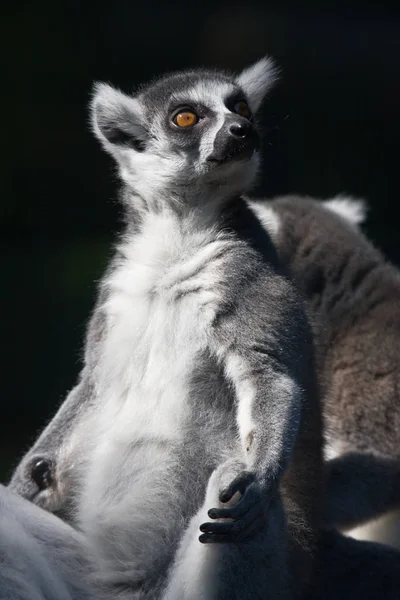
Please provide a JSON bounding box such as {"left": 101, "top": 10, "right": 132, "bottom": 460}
{"left": 3, "top": 3, "right": 400, "bottom": 480}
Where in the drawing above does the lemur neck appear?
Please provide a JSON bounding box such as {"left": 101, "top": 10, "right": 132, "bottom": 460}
{"left": 121, "top": 185, "right": 245, "bottom": 235}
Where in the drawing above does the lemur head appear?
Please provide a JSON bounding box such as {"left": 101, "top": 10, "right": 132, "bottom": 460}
{"left": 91, "top": 58, "right": 278, "bottom": 207}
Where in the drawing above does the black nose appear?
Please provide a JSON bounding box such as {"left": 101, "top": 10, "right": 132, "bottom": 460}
{"left": 29, "top": 457, "right": 54, "bottom": 491}
{"left": 229, "top": 121, "right": 254, "bottom": 139}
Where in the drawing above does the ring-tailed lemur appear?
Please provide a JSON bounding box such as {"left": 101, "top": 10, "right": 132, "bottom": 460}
{"left": 8, "top": 138, "right": 400, "bottom": 596}
{"left": 9, "top": 59, "right": 325, "bottom": 599}
{"left": 14, "top": 196, "right": 400, "bottom": 554}
{"left": 251, "top": 194, "right": 400, "bottom": 549}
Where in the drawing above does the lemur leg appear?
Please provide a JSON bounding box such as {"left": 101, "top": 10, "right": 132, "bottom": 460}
{"left": 324, "top": 453, "right": 400, "bottom": 531}
{"left": 163, "top": 458, "right": 292, "bottom": 600}
{"left": 306, "top": 529, "right": 400, "bottom": 600}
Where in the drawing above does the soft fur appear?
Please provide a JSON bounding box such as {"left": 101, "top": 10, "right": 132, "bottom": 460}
{"left": 324, "top": 195, "right": 367, "bottom": 227}
{"left": 250, "top": 194, "right": 400, "bottom": 549}
{"left": 10, "top": 61, "right": 323, "bottom": 599}
{"left": 0, "top": 485, "right": 96, "bottom": 600}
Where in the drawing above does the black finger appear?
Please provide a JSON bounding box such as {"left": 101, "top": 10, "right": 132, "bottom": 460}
{"left": 219, "top": 471, "right": 254, "bottom": 503}
{"left": 199, "top": 533, "right": 237, "bottom": 544}
{"left": 208, "top": 502, "right": 248, "bottom": 520}
{"left": 211, "top": 484, "right": 259, "bottom": 520}
{"left": 201, "top": 503, "right": 264, "bottom": 536}
{"left": 200, "top": 521, "right": 239, "bottom": 534}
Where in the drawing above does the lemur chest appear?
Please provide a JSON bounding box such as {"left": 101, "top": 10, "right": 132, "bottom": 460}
{"left": 99, "top": 217, "right": 231, "bottom": 436}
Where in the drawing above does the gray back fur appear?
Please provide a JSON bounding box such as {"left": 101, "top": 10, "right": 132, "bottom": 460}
{"left": 250, "top": 194, "right": 400, "bottom": 547}
{"left": 255, "top": 194, "right": 400, "bottom": 457}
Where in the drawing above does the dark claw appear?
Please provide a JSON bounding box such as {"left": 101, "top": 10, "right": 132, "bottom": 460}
{"left": 200, "top": 482, "right": 267, "bottom": 543}
{"left": 200, "top": 521, "right": 240, "bottom": 534}
{"left": 219, "top": 470, "right": 254, "bottom": 504}
{"left": 200, "top": 502, "right": 264, "bottom": 541}
{"left": 199, "top": 533, "right": 235, "bottom": 544}
{"left": 199, "top": 512, "right": 264, "bottom": 544}
{"left": 213, "top": 483, "right": 259, "bottom": 520}
{"left": 208, "top": 501, "right": 247, "bottom": 521}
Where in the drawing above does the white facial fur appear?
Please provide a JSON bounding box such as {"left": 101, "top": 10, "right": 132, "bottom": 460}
{"left": 90, "top": 58, "right": 278, "bottom": 212}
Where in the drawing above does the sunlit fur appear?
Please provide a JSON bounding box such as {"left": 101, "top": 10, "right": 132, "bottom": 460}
{"left": 90, "top": 62, "right": 278, "bottom": 214}
{"left": 0, "top": 485, "right": 96, "bottom": 600}
{"left": 9, "top": 60, "right": 324, "bottom": 599}
{"left": 324, "top": 195, "right": 367, "bottom": 227}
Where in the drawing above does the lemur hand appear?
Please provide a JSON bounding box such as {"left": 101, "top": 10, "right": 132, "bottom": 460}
{"left": 199, "top": 459, "right": 268, "bottom": 544}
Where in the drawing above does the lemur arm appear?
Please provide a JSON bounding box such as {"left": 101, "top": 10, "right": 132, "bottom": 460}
{"left": 215, "top": 337, "right": 302, "bottom": 489}
{"left": 209, "top": 267, "right": 309, "bottom": 504}
{"left": 200, "top": 277, "right": 309, "bottom": 544}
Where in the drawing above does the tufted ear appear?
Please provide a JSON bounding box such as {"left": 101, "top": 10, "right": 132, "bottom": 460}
{"left": 90, "top": 83, "right": 147, "bottom": 154}
{"left": 236, "top": 57, "right": 279, "bottom": 114}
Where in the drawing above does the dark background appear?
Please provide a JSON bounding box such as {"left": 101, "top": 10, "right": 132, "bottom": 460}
{"left": 2, "top": 3, "right": 399, "bottom": 480}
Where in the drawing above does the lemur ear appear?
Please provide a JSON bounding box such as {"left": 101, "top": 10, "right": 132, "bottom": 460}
{"left": 236, "top": 57, "right": 279, "bottom": 114}
{"left": 91, "top": 83, "right": 147, "bottom": 153}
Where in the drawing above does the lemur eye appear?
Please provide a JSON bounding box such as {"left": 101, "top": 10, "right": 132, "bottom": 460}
{"left": 233, "top": 101, "right": 251, "bottom": 119}
{"left": 173, "top": 111, "right": 198, "bottom": 128}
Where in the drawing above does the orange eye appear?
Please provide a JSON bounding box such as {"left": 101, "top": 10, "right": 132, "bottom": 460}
{"left": 234, "top": 101, "right": 251, "bottom": 119}
{"left": 174, "top": 111, "right": 198, "bottom": 128}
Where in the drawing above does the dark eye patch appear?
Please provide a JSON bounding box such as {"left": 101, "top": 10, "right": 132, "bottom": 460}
{"left": 224, "top": 90, "right": 249, "bottom": 115}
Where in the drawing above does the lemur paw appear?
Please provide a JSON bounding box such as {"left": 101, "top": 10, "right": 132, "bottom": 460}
{"left": 199, "top": 458, "right": 267, "bottom": 544}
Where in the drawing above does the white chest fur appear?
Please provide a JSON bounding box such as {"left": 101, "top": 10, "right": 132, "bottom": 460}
{"left": 97, "top": 212, "right": 231, "bottom": 442}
